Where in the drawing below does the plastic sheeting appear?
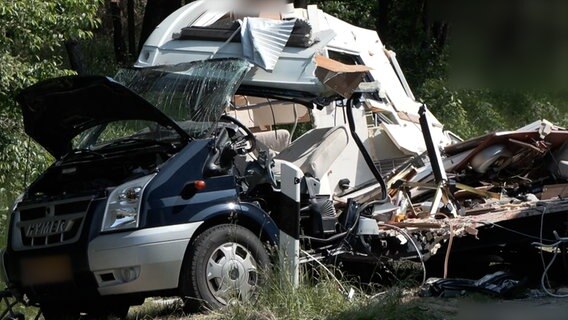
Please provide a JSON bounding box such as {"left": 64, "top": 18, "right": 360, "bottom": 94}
{"left": 240, "top": 17, "right": 296, "bottom": 71}
{"left": 115, "top": 58, "right": 251, "bottom": 138}
{"left": 419, "top": 272, "right": 524, "bottom": 299}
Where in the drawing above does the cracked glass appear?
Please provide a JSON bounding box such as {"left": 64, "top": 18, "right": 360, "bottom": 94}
{"left": 115, "top": 58, "right": 251, "bottom": 138}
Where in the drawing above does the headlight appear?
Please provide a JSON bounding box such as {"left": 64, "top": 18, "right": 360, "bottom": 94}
{"left": 101, "top": 174, "right": 155, "bottom": 233}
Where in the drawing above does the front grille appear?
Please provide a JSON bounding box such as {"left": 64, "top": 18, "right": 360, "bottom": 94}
{"left": 15, "top": 197, "right": 92, "bottom": 250}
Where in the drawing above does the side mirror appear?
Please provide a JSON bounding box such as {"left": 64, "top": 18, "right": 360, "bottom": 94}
{"left": 181, "top": 180, "right": 206, "bottom": 200}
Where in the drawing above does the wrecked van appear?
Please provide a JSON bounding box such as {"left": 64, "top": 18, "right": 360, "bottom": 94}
{"left": 1, "top": 59, "right": 282, "bottom": 318}
{"left": 3, "top": 1, "right": 568, "bottom": 319}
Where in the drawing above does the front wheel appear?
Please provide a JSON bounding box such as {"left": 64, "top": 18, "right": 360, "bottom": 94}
{"left": 180, "top": 224, "right": 270, "bottom": 311}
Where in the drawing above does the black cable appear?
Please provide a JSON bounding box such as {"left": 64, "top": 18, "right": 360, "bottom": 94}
{"left": 345, "top": 96, "right": 387, "bottom": 201}
{"left": 268, "top": 99, "right": 278, "bottom": 140}
{"left": 301, "top": 231, "right": 348, "bottom": 243}
{"left": 477, "top": 221, "right": 555, "bottom": 242}
{"left": 300, "top": 199, "right": 383, "bottom": 244}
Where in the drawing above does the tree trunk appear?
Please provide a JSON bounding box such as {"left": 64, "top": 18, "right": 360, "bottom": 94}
{"left": 127, "top": 0, "right": 136, "bottom": 58}
{"left": 421, "top": 0, "right": 431, "bottom": 50}
{"left": 377, "top": 0, "right": 391, "bottom": 44}
{"left": 65, "top": 39, "right": 87, "bottom": 75}
{"left": 110, "top": 0, "right": 127, "bottom": 64}
{"left": 423, "top": 0, "right": 449, "bottom": 51}
{"left": 138, "top": 0, "right": 182, "bottom": 52}
{"left": 293, "top": 0, "right": 307, "bottom": 8}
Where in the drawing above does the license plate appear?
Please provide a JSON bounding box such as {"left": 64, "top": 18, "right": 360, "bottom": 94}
{"left": 20, "top": 255, "right": 72, "bottom": 286}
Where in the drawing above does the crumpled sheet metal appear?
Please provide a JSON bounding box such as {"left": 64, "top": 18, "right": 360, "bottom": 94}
{"left": 443, "top": 128, "right": 568, "bottom": 174}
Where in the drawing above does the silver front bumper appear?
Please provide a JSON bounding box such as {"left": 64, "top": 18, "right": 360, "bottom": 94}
{"left": 87, "top": 222, "right": 202, "bottom": 296}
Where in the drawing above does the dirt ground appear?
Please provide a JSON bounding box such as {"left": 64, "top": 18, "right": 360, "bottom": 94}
{"left": 417, "top": 294, "right": 568, "bottom": 320}
{"left": 4, "top": 290, "right": 568, "bottom": 319}
{"left": 124, "top": 291, "right": 568, "bottom": 320}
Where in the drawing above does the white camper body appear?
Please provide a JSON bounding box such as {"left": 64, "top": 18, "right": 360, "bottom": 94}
{"left": 137, "top": 1, "right": 455, "bottom": 195}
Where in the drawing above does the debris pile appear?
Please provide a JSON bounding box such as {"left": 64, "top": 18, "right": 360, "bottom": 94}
{"left": 385, "top": 120, "right": 568, "bottom": 222}
{"left": 368, "top": 119, "right": 568, "bottom": 292}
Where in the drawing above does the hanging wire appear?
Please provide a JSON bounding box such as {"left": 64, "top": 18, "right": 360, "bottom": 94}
{"left": 381, "top": 223, "right": 427, "bottom": 285}
{"left": 289, "top": 103, "right": 298, "bottom": 144}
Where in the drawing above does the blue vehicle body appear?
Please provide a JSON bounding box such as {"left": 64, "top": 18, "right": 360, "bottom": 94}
{"left": 0, "top": 60, "right": 286, "bottom": 314}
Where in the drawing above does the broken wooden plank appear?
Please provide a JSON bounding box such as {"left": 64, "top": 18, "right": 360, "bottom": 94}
{"left": 455, "top": 183, "right": 501, "bottom": 200}
{"left": 542, "top": 183, "right": 568, "bottom": 200}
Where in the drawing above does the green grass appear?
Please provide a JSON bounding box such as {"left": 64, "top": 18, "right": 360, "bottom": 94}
{"left": 124, "top": 260, "right": 443, "bottom": 320}
{"left": 191, "top": 263, "right": 442, "bottom": 320}
{"left": 218, "top": 268, "right": 352, "bottom": 320}
{"left": 0, "top": 262, "right": 444, "bottom": 320}
{"left": 127, "top": 286, "right": 444, "bottom": 320}
{"left": 128, "top": 299, "right": 189, "bottom": 320}
{"left": 330, "top": 290, "right": 443, "bottom": 320}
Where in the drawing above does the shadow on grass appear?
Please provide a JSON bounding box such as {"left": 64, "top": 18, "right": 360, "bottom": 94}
{"left": 329, "top": 289, "right": 445, "bottom": 320}
{"left": 127, "top": 299, "right": 189, "bottom": 320}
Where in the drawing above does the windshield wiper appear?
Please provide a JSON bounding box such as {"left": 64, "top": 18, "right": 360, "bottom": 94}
{"left": 102, "top": 137, "right": 174, "bottom": 149}
{"left": 67, "top": 149, "right": 105, "bottom": 160}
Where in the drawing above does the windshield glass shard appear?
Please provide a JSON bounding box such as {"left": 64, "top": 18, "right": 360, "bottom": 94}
{"left": 115, "top": 58, "right": 252, "bottom": 138}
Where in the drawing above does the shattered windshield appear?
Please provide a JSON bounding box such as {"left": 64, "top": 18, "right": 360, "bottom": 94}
{"left": 115, "top": 58, "right": 251, "bottom": 138}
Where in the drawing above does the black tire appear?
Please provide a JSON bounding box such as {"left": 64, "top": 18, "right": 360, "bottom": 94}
{"left": 180, "top": 224, "right": 270, "bottom": 311}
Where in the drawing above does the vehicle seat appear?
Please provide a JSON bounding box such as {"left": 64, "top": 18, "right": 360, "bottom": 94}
{"left": 254, "top": 129, "right": 290, "bottom": 152}
{"left": 233, "top": 129, "right": 291, "bottom": 177}
{"left": 275, "top": 126, "right": 349, "bottom": 179}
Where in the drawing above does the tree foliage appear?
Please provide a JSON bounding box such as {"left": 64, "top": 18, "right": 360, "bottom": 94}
{"left": 0, "top": 0, "right": 101, "bottom": 211}
{"left": 0, "top": 1, "right": 100, "bottom": 107}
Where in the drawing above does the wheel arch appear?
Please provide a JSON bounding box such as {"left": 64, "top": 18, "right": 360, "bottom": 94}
{"left": 187, "top": 202, "right": 279, "bottom": 246}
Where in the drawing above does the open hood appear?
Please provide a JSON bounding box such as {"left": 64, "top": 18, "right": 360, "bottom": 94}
{"left": 17, "top": 58, "right": 252, "bottom": 159}
{"left": 17, "top": 76, "right": 189, "bottom": 158}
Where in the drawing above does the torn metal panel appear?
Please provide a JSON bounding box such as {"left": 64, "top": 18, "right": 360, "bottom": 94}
{"left": 550, "top": 141, "right": 568, "bottom": 179}
{"left": 515, "top": 119, "right": 564, "bottom": 133}
{"left": 444, "top": 130, "right": 568, "bottom": 175}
